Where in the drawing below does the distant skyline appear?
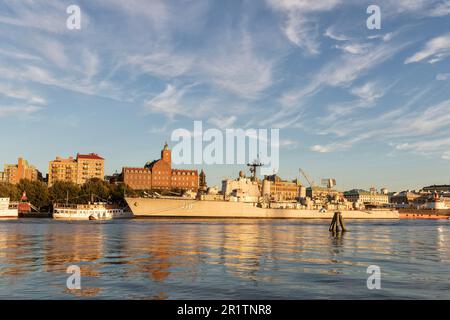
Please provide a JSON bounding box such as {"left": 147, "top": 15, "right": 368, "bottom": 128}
{"left": 1, "top": 0, "right": 450, "bottom": 191}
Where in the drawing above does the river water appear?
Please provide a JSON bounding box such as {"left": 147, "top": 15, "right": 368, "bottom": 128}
{"left": 0, "top": 218, "right": 449, "bottom": 299}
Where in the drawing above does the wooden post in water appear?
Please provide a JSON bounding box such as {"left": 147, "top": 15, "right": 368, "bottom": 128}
{"left": 329, "top": 212, "right": 338, "bottom": 232}
{"left": 338, "top": 212, "right": 347, "bottom": 232}
{"left": 329, "top": 211, "right": 347, "bottom": 232}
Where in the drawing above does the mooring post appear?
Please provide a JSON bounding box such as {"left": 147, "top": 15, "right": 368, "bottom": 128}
{"left": 329, "top": 212, "right": 336, "bottom": 231}
{"left": 330, "top": 211, "right": 347, "bottom": 233}
{"left": 334, "top": 213, "right": 340, "bottom": 232}
{"left": 329, "top": 212, "right": 339, "bottom": 232}
{"left": 338, "top": 212, "right": 347, "bottom": 232}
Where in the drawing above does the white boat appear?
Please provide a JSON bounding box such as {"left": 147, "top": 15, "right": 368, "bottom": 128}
{"left": 0, "top": 198, "right": 19, "bottom": 218}
{"left": 53, "top": 202, "right": 133, "bottom": 220}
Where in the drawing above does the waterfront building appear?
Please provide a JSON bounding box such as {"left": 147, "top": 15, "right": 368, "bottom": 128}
{"left": 306, "top": 186, "right": 343, "bottom": 200}
{"left": 422, "top": 185, "right": 450, "bottom": 193}
{"left": 344, "top": 188, "right": 389, "bottom": 205}
{"left": 263, "top": 174, "right": 302, "bottom": 201}
{"left": 390, "top": 191, "right": 422, "bottom": 206}
{"left": 76, "top": 153, "right": 105, "bottom": 185}
{"left": 48, "top": 153, "right": 105, "bottom": 186}
{"left": 0, "top": 157, "right": 42, "bottom": 185}
{"left": 121, "top": 143, "right": 199, "bottom": 191}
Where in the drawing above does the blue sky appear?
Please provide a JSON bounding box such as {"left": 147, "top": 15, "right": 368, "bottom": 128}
{"left": 0, "top": 0, "right": 450, "bottom": 191}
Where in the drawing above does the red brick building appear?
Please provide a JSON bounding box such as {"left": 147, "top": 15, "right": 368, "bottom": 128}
{"left": 122, "top": 143, "right": 199, "bottom": 191}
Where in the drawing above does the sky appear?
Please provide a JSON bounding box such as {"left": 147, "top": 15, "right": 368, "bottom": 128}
{"left": 0, "top": 0, "right": 450, "bottom": 192}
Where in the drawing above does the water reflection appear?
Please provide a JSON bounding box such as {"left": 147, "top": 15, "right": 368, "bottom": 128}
{"left": 0, "top": 219, "right": 449, "bottom": 299}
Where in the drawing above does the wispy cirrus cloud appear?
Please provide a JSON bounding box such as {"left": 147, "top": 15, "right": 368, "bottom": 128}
{"left": 265, "top": 0, "right": 341, "bottom": 54}
{"left": 207, "top": 116, "right": 237, "bottom": 129}
{"left": 311, "top": 96, "right": 450, "bottom": 161}
{"left": 143, "top": 84, "right": 190, "bottom": 119}
{"left": 0, "top": 0, "right": 88, "bottom": 33}
{"left": 335, "top": 43, "right": 370, "bottom": 55}
{"left": 0, "top": 105, "right": 42, "bottom": 119}
{"left": 126, "top": 50, "right": 194, "bottom": 79}
{"left": 279, "top": 40, "right": 406, "bottom": 108}
{"left": 0, "top": 83, "right": 46, "bottom": 105}
{"left": 350, "top": 81, "right": 387, "bottom": 103}
{"left": 200, "top": 33, "right": 275, "bottom": 99}
{"left": 405, "top": 34, "right": 450, "bottom": 64}
{"left": 427, "top": 0, "right": 450, "bottom": 17}
{"left": 324, "top": 26, "right": 349, "bottom": 41}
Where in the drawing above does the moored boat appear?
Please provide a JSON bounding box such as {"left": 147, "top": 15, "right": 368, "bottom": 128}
{"left": 0, "top": 198, "right": 19, "bottom": 218}
{"left": 53, "top": 202, "right": 133, "bottom": 220}
{"left": 398, "top": 193, "right": 450, "bottom": 219}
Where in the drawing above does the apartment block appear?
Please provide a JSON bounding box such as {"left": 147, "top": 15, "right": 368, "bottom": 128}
{"left": 48, "top": 153, "right": 104, "bottom": 186}
{"left": 0, "top": 157, "right": 42, "bottom": 185}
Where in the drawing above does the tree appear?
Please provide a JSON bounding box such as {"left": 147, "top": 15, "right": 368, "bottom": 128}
{"left": 80, "top": 178, "right": 111, "bottom": 203}
{"left": 0, "top": 183, "right": 20, "bottom": 201}
{"left": 109, "top": 183, "right": 137, "bottom": 205}
{"left": 49, "top": 181, "right": 81, "bottom": 204}
{"left": 16, "top": 180, "right": 49, "bottom": 209}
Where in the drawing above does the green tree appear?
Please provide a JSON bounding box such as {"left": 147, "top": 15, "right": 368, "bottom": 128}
{"left": 109, "top": 183, "right": 137, "bottom": 205}
{"left": 16, "top": 180, "right": 49, "bottom": 209}
{"left": 80, "top": 178, "right": 111, "bottom": 203}
{"left": 49, "top": 181, "right": 81, "bottom": 204}
{"left": 0, "top": 183, "right": 20, "bottom": 201}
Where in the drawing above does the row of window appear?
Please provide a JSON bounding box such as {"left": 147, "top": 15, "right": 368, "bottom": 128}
{"left": 127, "top": 176, "right": 196, "bottom": 181}
{"left": 125, "top": 170, "right": 196, "bottom": 176}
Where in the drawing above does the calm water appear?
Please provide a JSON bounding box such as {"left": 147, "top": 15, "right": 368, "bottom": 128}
{"left": 0, "top": 218, "right": 449, "bottom": 299}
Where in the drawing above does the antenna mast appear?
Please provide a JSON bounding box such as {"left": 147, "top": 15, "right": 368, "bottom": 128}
{"left": 247, "top": 159, "right": 263, "bottom": 181}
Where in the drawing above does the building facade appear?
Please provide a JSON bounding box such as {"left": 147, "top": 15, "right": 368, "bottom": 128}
{"left": 390, "top": 191, "right": 422, "bottom": 205}
{"left": 76, "top": 153, "right": 105, "bottom": 185}
{"left": 263, "top": 174, "right": 302, "bottom": 201}
{"left": 422, "top": 185, "right": 450, "bottom": 193}
{"left": 48, "top": 153, "right": 104, "bottom": 186}
{"left": 0, "top": 158, "right": 41, "bottom": 184}
{"left": 344, "top": 188, "right": 389, "bottom": 205}
{"left": 122, "top": 143, "right": 199, "bottom": 191}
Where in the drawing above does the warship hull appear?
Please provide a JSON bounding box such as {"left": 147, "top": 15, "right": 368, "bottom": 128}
{"left": 125, "top": 197, "right": 399, "bottom": 219}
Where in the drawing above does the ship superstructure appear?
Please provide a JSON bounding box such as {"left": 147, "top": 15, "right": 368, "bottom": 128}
{"left": 0, "top": 198, "right": 19, "bottom": 218}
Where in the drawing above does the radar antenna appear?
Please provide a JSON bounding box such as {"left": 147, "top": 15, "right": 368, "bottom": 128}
{"left": 247, "top": 159, "right": 263, "bottom": 181}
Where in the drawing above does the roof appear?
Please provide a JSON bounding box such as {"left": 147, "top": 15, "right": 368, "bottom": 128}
{"left": 77, "top": 153, "right": 104, "bottom": 160}
{"left": 344, "top": 189, "right": 387, "bottom": 196}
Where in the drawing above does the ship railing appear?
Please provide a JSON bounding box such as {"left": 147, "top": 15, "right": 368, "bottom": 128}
{"left": 53, "top": 203, "right": 109, "bottom": 209}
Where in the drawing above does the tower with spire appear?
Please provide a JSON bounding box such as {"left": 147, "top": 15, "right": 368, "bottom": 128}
{"left": 161, "top": 141, "right": 171, "bottom": 164}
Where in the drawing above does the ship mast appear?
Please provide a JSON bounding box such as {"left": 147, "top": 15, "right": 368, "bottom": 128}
{"left": 247, "top": 160, "right": 263, "bottom": 181}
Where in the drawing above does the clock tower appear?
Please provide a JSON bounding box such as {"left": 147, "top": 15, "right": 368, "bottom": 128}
{"left": 161, "top": 142, "right": 171, "bottom": 164}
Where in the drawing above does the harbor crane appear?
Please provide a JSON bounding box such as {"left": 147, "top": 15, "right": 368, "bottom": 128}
{"left": 299, "top": 168, "right": 315, "bottom": 187}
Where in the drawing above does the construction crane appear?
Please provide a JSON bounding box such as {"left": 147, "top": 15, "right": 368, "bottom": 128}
{"left": 299, "top": 168, "right": 315, "bottom": 187}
